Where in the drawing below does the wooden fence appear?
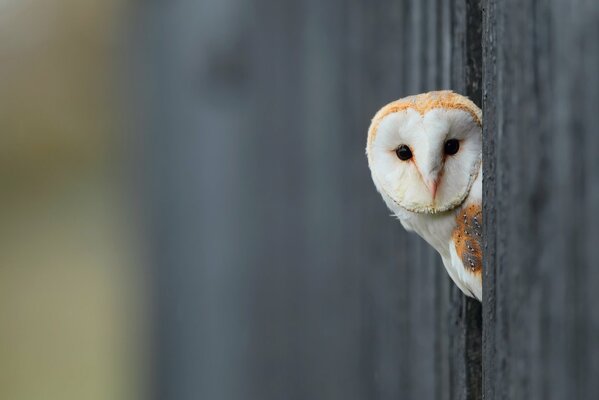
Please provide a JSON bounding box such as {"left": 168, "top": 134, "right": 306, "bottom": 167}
{"left": 134, "top": 0, "right": 599, "bottom": 398}
{"left": 483, "top": 0, "right": 599, "bottom": 398}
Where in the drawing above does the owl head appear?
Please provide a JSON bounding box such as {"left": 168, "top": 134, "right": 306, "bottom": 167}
{"left": 366, "top": 91, "right": 482, "bottom": 214}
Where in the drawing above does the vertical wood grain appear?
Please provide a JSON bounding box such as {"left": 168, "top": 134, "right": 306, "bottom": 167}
{"left": 482, "top": 0, "right": 599, "bottom": 398}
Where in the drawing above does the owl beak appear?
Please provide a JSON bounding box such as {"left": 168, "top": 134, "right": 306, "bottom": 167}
{"left": 425, "top": 178, "right": 439, "bottom": 199}
{"left": 414, "top": 157, "right": 442, "bottom": 199}
{"left": 422, "top": 168, "right": 441, "bottom": 199}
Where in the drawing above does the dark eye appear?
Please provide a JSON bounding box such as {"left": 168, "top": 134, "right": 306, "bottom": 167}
{"left": 444, "top": 139, "right": 460, "bottom": 155}
{"left": 395, "top": 145, "right": 412, "bottom": 161}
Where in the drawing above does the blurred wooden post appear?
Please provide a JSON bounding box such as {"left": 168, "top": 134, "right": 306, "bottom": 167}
{"left": 135, "top": 1, "right": 485, "bottom": 399}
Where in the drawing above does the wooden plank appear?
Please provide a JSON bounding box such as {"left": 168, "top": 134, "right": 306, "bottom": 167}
{"left": 483, "top": 0, "right": 599, "bottom": 398}
{"left": 481, "top": 0, "right": 498, "bottom": 398}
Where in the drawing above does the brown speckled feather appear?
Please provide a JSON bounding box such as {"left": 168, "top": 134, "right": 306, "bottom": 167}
{"left": 452, "top": 204, "right": 482, "bottom": 277}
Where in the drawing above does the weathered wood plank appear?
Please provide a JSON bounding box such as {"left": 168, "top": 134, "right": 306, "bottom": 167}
{"left": 483, "top": 0, "right": 599, "bottom": 398}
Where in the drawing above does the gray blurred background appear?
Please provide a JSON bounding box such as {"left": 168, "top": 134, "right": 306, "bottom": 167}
{"left": 2, "top": 0, "right": 598, "bottom": 400}
{"left": 132, "top": 1, "right": 474, "bottom": 399}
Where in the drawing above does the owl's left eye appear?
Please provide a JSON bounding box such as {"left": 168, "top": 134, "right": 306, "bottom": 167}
{"left": 396, "top": 145, "right": 413, "bottom": 161}
{"left": 444, "top": 139, "right": 460, "bottom": 155}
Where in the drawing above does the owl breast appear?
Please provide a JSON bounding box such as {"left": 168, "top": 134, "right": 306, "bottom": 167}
{"left": 399, "top": 168, "right": 483, "bottom": 300}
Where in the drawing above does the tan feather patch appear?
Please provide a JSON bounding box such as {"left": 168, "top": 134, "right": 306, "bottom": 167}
{"left": 452, "top": 204, "right": 483, "bottom": 277}
{"left": 367, "top": 91, "right": 482, "bottom": 148}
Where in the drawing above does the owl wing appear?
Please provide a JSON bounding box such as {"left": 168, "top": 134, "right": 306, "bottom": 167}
{"left": 449, "top": 203, "right": 483, "bottom": 300}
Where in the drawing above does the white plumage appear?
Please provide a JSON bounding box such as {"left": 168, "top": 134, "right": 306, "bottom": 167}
{"left": 366, "top": 91, "right": 483, "bottom": 300}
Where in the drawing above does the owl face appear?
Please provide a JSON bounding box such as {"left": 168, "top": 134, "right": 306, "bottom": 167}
{"left": 367, "top": 91, "right": 482, "bottom": 214}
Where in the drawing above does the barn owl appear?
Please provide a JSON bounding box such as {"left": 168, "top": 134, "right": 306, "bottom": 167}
{"left": 366, "top": 91, "right": 482, "bottom": 300}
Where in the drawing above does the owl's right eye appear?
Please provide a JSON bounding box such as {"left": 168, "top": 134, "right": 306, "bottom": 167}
{"left": 395, "top": 145, "right": 413, "bottom": 161}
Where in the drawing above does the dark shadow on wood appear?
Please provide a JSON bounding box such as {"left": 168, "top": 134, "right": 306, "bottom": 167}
{"left": 451, "top": 0, "right": 483, "bottom": 399}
